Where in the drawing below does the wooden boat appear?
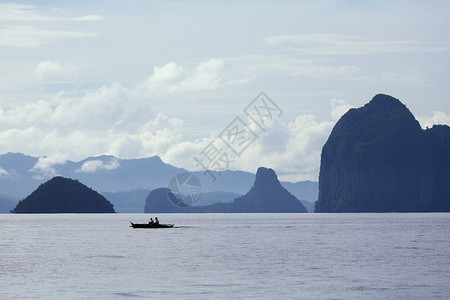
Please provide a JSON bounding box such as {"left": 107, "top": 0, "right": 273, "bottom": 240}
{"left": 130, "top": 222, "right": 174, "bottom": 228}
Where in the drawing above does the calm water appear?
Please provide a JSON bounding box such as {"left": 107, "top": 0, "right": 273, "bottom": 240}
{"left": 1, "top": 213, "right": 449, "bottom": 299}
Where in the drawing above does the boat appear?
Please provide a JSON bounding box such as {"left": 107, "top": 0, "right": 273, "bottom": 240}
{"left": 130, "top": 222, "right": 174, "bottom": 228}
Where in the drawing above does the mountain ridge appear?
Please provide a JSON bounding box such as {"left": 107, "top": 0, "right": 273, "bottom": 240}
{"left": 144, "top": 167, "right": 308, "bottom": 213}
{"left": 0, "top": 152, "right": 318, "bottom": 212}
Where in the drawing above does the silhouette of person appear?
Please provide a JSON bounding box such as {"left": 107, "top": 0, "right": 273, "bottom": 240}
{"left": 155, "top": 217, "right": 159, "bottom": 224}
{"left": 149, "top": 218, "right": 154, "bottom": 224}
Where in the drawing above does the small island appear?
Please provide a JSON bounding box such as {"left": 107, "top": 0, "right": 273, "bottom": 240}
{"left": 12, "top": 176, "right": 115, "bottom": 213}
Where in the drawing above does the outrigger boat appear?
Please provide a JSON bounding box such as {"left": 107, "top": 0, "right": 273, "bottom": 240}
{"left": 130, "top": 222, "right": 174, "bottom": 228}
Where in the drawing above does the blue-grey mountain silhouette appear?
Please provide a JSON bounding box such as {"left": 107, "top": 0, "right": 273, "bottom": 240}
{"left": 0, "top": 153, "right": 317, "bottom": 212}
{"left": 0, "top": 194, "right": 16, "bottom": 213}
{"left": 315, "top": 94, "right": 450, "bottom": 212}
{"left": 12, "top": 176, "right": 115, "bottom": 213}
{"left": 145, "top": 167, "right": 307, "bottom": 213}
{"left": 233, "top": 167, "right": 307, "bottom": 212}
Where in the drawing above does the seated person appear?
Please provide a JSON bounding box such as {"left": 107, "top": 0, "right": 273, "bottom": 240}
{"left": 155, "top": 217, "right": 159, "bottom": 224}
{"left": 149, "top": 218, "right": 154, "bottom": 224}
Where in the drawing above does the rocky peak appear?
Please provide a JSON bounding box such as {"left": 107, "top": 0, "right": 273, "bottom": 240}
{"left": 367, "top": 93, "right": 406, "bottom": 111}
{"left": 254, "top": 167, "right": 280, "bottom": 190}
{"left": 235, "top": 167, "right": 307, "bottom": 213}
{"left": 316, "top": 94, "right": 450, "bottom": 212}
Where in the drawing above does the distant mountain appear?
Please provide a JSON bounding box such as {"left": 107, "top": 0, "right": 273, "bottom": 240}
{"left": 0, "top": 152, "right": 40, "bottom": 199}
{"left": 0, "top": 152, "right": 318, "bottom": 212}
{"left": 196, "top": 191, "right": 241, "bottom": 206}
{"left": 145, "top": 167, "right": 307, "bottom": 213}
{"left": 105, "top": 188, "right": 315, "bottom": 213}
{"left": 0, "top": 153, "right": 186, "bottom": 199}
{"left": 233, "top": 167, "right": 307, "bottom": 213}
{"left": 102, "top": 189, "right": 241, "bottom": 213}
{"left": 316, "top": 94, "right": 450, "bottom": 212}
{"left": 102, "top": 189, "right": 150, "bottom": 213}
{"left": 145, "top": 188, "right": 189, "bottom": 213}
{"left": 299, "top": 200, "right": 315, "bottom": 213}
{"left": 0, "top": 194, "right": 17, "bottom": 214}
{"left": 12, "top": 176, "right": 115, "bottom": 213}
{"left": 280, "top": 181, "right": 318, "bottom": 203}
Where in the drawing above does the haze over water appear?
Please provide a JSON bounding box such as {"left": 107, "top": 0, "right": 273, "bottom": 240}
{"left": 1, "top": 213, "right": 449, "bottom": 299}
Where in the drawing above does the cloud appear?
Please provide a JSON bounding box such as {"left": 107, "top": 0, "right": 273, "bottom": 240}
{"left": 0, "top": 83, "right": 134, "bottom": 130}
{"left": 0, "top": 110, "right": 189, "bottom": 164}
{"left": 77, "top": 159, "right": 120, "bottom": 173}
{"left": 4, "top": 86, "right": 351, "bottom": 182}
{"left": 0, "top": 25, "right": 96, "bottom": 48}
{"left": 0, "top": 3, "right": 52, "bottom": 22}
{"left": 330, "top": 99, "right": 353, "bottom": 121}
{"left": 264, "top": 34, "right": 450, "bottom": 55}
{"left": 35, "top": 60, "right": 82, "bottom": 81}
{"left": 0, "top": 3, "right": 105, "bottom": 23}
{"left": 0, "top": 3, "right": 102, "bottom": 48}
{"left": 417, "top": 111, "right": 450, "bottom": 129}
{"left": 105, "top": 113, "right": 187, "bottom": 159}
{"left": 378, "top": 72, "right": 430, "bottom": 87}
{"left": 71, "top": 15, "right": 105, "bottom": 22}
{"left": 0, "top": 58, "right": 241, "bottom": 161}
{"left": 225, "top": 55, "right": 359, "bottom": 78}
{"left": 0, "top": 166, "right": 9, "bottom": 177}
{"left": 28, "top": 154, "right": 67, "bottom": 179}
{"left": 160, "top": 100, "right": 354, "bottom": 182}
{"left": 137, "top": 59, "right": 241, "bottom": 96}
{"left": 231, "top": 115, "right": 335, "bottom": 182}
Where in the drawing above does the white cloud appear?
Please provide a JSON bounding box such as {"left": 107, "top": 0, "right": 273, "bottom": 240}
{"left": 0, "top": 1, "right": 448, "bottom": 185}
{"left": 163, "top": 140, "right": 208, "bottom": 170}
{"left": 0, "top": 91, "right": 345, "bottom": 182}
{"left": 77, "top": 159, "right": 120, "bottom": 173}
{"left": 137, "top": 59, "right": 239, "bottom": 96}
{"left": 71, "top": 15, "right": 106, "bottom": 22}
{"left": 160, "top": 101, "right": 350, "bottom": 182}
{"left": 264, "top": 34, "right": 450, "bottom": 55}
{"left": 378, "top": 72, "right": 430, "bottom": 87}
{"left": 231, "top": 115, "right": 334, "bottom": 182}
{"left": 417, "top": 111, "right": 450, "bottom": 129}
{"left": 0, "top": 4, "right": 103, "bottom": 48}
{"left": 28, "top": 154, "right": 67, "bottom": 178}
{"left": 105, "top": 113, "right": 187, "bottom": 159}
{"left": 0, "top": 3, "right": 52, "bottom": 22}
{"left": 35, "top": 60, "right": 81, "bottom": 81}
{"left": 159, "top": 98, "right": 357, "bottom": 182}
{"left": 0, "top": 110, "right": 189, "bottom": 164}
{"left": 330, "top": 99, "right": 353, "bottom": 121}
{"left": 0, "top": 127, "right": 41, "bottom": 151}
{"left": 138, "top": 113, "right": 184, "bottom": 154}
{"left": 226, "top": 55, "right": 359, "bottom": 78}
{"left": 0, "top": 25, "right": 96, "bottom": 48}
{"left": 0, "top": 4, "right": 105, "bottom": 23}
{"left": 0, "top": 83, "right": 134, "bottom": 131}
{"left": 0, "top": 58, "right": 238, "bottom": 161}
{"left": 0, "top": 166, "right": 9, "bottom": 177}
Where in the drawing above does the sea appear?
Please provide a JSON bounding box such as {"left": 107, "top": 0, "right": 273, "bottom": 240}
{"left": 1, "top": 213, "right": 449, "bottom": 299}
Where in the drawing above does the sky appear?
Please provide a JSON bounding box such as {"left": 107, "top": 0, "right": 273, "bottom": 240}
{"left": 0, "top": 0, "right": 449, "bottom": 182}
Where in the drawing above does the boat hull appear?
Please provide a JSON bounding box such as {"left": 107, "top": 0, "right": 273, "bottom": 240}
{"left": 130, "top": 222, "right": 174, "bottom": 228}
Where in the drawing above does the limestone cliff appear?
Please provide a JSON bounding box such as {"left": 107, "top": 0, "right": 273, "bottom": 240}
{"left": 234, "top": 167, "right": 307, "bottom": 212}
{"left": 315, "top": 94, "right": 450, "bottom": 212}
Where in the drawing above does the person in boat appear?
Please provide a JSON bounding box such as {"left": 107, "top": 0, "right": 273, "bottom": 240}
{"left": 155, "top": 217, "right": 159, "bottom": 224}
{"left": 149, "top": 218, "right": 154, "bottom": 224}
